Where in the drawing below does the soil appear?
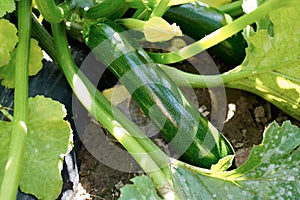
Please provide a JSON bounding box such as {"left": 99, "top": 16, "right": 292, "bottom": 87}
{"left": 75, "top": 87, "right": 300, "bottom": 200}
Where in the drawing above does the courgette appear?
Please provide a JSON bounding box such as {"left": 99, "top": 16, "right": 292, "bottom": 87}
{"left": 163, "top": 2, "right": 246, "bottom": 66}
{"left": 83, "top": 20, "right": 234, "bottom": 168}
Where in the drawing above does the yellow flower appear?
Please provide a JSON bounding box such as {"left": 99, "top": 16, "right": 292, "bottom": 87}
{"left": 144, "top": 17, "right": 182, "bottom": 42}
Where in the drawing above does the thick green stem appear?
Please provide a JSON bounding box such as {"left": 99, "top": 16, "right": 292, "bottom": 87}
{"left": 218, "top": 0, "right": 243, "bottom": 17}
{"left": 117, "top": 18, "right": 145, "bottom": 30}
{"left": 160, "top": 64, "right": 251, "bottom": 88}
{"left": 133, "top": 8, "right": 148, "bottom": 19}
{"left": 34, "top": 0, "right": 76, "bottom": 23}
{"left": 160, "top": 64, "right": 224, "bottom": 88}
{"left": 51, "top": 23, "right": 173, "bottom": 192}
{"left": 160, "top": 58, "right": 296, "bottom": 88}
{"left": 0, "top": 1, "right": 31, "bottom": 199}
{"left": 150, "top": 0, "right": 170, "bottom": 18}
{"left": 31, "top": 14, "right": 60, "bottom": 64}
{"left": 149, "top": 0, "right": 296, "bottom": 64}
{"left": 145, "top": 0, "right": 159, "bottom": 9}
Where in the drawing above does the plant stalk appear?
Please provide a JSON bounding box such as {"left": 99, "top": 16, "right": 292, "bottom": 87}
{"left": 159, "top": 57, "right": 297, "bottom": 88}
{"left": 150, "top": 0, "right": 170, "bottom": 18}
{"left": 31, "top": 14, "right": 60, "bottom": 64}
{"left": 159, "top": 64, "right": 254, "bottom": 88}
{"left": 133, "top": 8, "right": 148, "bottom": 19}
{"left": 0, "top": 0, "right": 31, "bottom": 199}
{"left": 116, "top": 18, "right": 145, "bottom": 30}
{"left": 34, "top": 0, "right": 76, "bottom": 23}
{"left": 51, "top": 23, "right": 173, "bottom": 194}
{"left": 218, "top": 0, "right": 243, "bottom": 17}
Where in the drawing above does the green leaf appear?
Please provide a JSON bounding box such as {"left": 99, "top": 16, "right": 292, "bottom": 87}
{"left": 0, "top": 0, "right": 15, "bottom": 18}
{"left": 0, "top": 96, "right": 73, "bottom": 199}
{"left": 242, "top": 0, "right": 274, "bottom": 34}
{"left": 21, "top": 96, "right": 73, "bottom": 199}
{"left": 28, "top": 39, "right": 44, "bottom": 76}
{"left": 119, "top": 175, "right": 163, "bottom": 200}
{"left": 0, "top": 19, "right": 18, "bottom": 67}
{"left": 0, "top": 38, "right": 43, "bottom": 88}
{"left": 172, "top": 121, "right": 300, "bottom": 199}
{"left": 226, "top": 7, "right": 300, "bottom": 120}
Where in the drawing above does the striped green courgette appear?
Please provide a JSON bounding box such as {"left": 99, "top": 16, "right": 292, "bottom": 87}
{"left": 83, "top": 20, "right": 234, "bottom": 168}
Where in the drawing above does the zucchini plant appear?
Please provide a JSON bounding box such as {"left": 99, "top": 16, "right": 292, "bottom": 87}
{"left": 0, "top": 0, "right": 299, "bottom": 199}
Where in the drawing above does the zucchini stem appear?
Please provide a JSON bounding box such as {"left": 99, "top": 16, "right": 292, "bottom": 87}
{"left": 0, "top": 0, "right": 31, "bottom": 199}
{"left": 116, "top": 18, "right": 145, "bottom": 30}
{"left": 159, "top": 56, "right": 298, "bottom": 88}
{"left": 51, "top": 23, "right": 174, "bottom": 195}
{"left": 160, "top": 64, "right": 252, "bottom": 88}
{"left": 31, "top": 14, "right": 60, "bottom": 64}
{"left": 149, "top": 0, "right": 170, "bottom": 18}
{"left": 34, "top": 0, "right": 77, "bottom": 23}
{"left": 132, "top": 8, "right": 148, "bottom": 19}
{"left": 218, "top": 0, "right": 243, "bottom": 17}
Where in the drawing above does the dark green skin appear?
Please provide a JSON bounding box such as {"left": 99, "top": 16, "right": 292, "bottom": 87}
{"left": 83, "top": 0, "right": 125, "bottom": 19}
{"left": 164, "top": 2, "right": 246, "bottom": 67}
{"left": 83, "top": 20, "right": 234, "bottom": 168}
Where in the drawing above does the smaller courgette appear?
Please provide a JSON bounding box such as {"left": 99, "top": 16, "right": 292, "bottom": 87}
{"left": 163, "top": 2, "right": 246, "bottom": 66}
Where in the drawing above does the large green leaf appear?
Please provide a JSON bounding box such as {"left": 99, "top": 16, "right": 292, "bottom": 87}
{"left": 0, "top": 19, "right": 18, "bottom": 67}
{"left": 0, "top": 38, "right": 43, "bottom": 88}
{"left": 225, "top": 6, "right": 300, "bottom": 120}
{"left": 118, "top": 121, "right": 300, "bottom": 199}
{"left": 119, "top": 175, "right": 163, "bottom": 200}
{"left": 172, "top": 121, "right": 300, "bottom": 199}
{"left": 0, "top": 96, "right": 73, "bottom": 199}
{"left": 0, "top": 0, "right": 15, "bottom": 18}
